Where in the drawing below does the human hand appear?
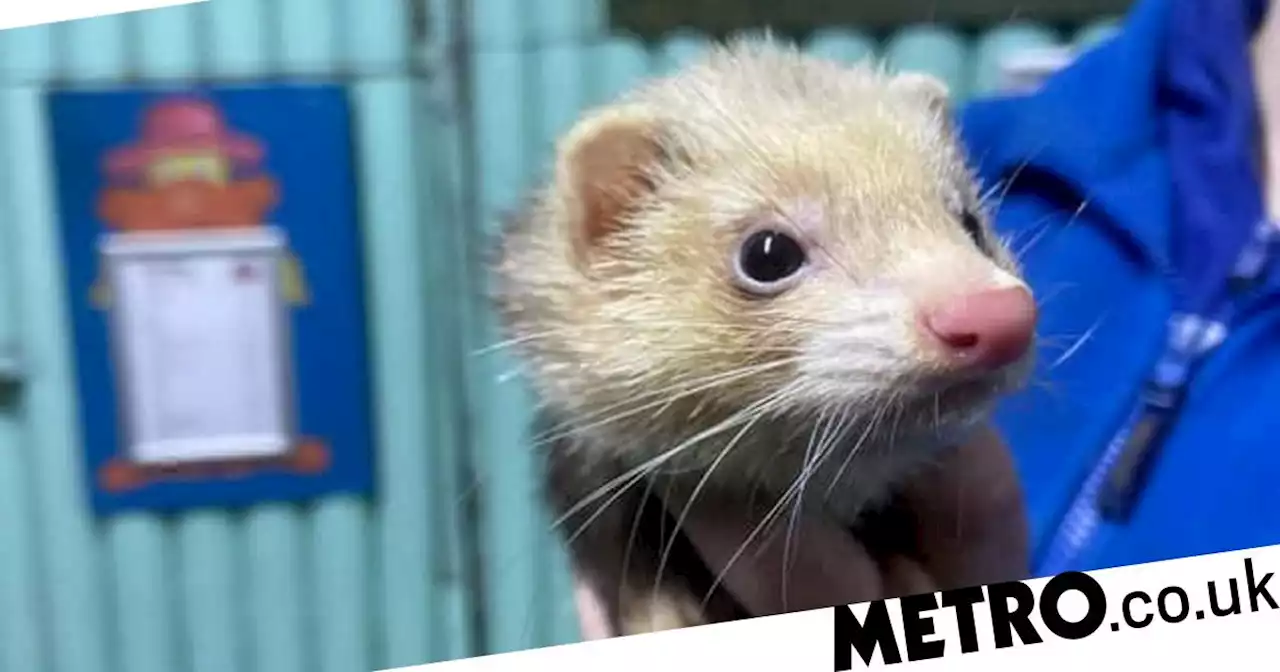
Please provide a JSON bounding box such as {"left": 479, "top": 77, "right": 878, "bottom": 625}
{"left": 573, "top": 425, "right": 1028, "bottom": 638}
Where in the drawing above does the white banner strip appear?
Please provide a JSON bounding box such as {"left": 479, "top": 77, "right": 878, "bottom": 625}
{"left": 0, "top": 0, "right": 206, "bottom": 31}
{"left": 998, "top": 46, "right": 1078, "bottom": 94}
{"left": 386, "top": 544, "right": 1280, "bottom": 670}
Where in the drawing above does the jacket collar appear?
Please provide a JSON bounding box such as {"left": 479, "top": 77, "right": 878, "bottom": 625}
{"left": 976, "top": 0, "right": 1272, "bottom": 287}
{"left": 978, "top": 0, "right": 1178, "bottom": 268}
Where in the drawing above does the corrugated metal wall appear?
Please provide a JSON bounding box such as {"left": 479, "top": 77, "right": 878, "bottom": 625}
{"left": 0, "top": 2, "right": 477, "bottom": 672}
{"left": 0, "top": 1, "right": 1120, "bottom": 670}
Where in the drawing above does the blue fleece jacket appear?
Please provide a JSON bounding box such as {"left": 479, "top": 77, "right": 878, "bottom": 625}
{"left": 958, "top": 0, "right": 1280, "bottom": 576}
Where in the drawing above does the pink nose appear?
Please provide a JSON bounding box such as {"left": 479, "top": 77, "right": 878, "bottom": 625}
{"left": 921, "top": 286, "right": 1037, "bottom": 370}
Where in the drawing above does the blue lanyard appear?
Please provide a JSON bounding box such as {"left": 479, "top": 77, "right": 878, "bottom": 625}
{"left": 1036, "top": 217, "right": 1280, "bottom": 576}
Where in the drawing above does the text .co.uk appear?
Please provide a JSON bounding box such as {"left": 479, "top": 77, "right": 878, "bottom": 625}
{"left": 834, "top": 557, "right": 1277, "bottom": 669}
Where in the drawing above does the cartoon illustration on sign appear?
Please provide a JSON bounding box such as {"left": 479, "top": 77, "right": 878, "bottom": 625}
{"left": 89, "top": 96, "right": 330, "bottom": 494}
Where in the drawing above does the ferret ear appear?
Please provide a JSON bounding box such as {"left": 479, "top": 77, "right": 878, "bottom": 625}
{"left": 554, "top": 106, "right": 669, "bottom": 259}
{"left": 890, "top": 72, "right": 953, "bottom": 118}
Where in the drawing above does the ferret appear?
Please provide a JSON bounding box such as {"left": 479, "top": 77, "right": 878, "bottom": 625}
{"left": 489, "top": 37, "right": 1037, "bottom": 637}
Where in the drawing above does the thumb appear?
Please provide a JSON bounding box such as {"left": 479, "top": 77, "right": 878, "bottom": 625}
{"left": 574, "top": 575, "right": 617, "bottom": 640}
{"left": 899, "top": 425, "right": 1030, "bottom": 589}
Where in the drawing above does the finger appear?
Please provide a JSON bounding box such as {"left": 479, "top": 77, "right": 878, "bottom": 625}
{"left": 574, "top": 576, "right": 617, "bottom": 640}
{"left": 880, "top": 554, "right": 938, "bottom": 598}
{"left": 899, "top": 424, "right": 1030, "bottom": 589}
{"left": 674, "top": 495, "right": 887, "bottom": 616}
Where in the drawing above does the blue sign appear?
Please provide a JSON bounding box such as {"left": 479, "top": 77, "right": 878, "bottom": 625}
{"left": 48, "top": 83, "right": 376, "bottom": 515}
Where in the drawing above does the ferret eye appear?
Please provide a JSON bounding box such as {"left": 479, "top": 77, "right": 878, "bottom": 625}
{"left": 960, "top": 210, "right": 985, "bottom": 249}
{"left": 736, "top": 229, "right": 807, "bottom": 290}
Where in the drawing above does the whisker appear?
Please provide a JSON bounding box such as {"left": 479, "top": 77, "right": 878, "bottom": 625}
{"left": 781, "top": 405, "right": 853, "bottom": 610}
{"left": 560, "top": 463, "right": 654, "bottom": 559}
{"left": 495, "top": 368, "right": 524, "bottom": 386}
{"left": 531, "top": 358, "right": 801, "bottom": 448}
{"left": 696, "top": 400, "right": 862, "bottom": 613}
{"left": 650, "top": 386, "right": 791, "bottom": 607}
{"left": 1032, "top": 282, "right": 1080, "bottom": 310}
{"left": 823, "top": 399, "right": 892, "bottom": 501}
{"left": 1050, "top": 316, "right": 1106, "bottom": 369}
{"left": 471, "top": 320, "right": 807, "bottom": 357}
{"left": 778, "top": 407, "right": 829, "bottom": 609}
{"left": 697, "top": 429, "right": 847, "bottom": 613}
{"left": 619, "top": 469, "right": 658, "bottom": 606}
{"left": 554, "top": 390, "right": 797, "bottom": 541}
{"left": 932, "top": 391, "right": 941, "bottom": 433}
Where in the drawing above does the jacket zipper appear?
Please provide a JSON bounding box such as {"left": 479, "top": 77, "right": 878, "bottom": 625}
{"left": 1034, "top": 218, "right": 1279, "bottom": 577}
{"left": 1035, "top": 384, "right": 1154, "bottom": 576}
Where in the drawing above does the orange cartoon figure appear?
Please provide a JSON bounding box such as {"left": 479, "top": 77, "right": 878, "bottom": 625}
{"left": 90, "top": 97, "right": 308, "bottom": 306}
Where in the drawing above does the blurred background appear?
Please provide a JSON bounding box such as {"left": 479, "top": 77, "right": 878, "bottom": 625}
{"left": 0, "top": 1, "right": 1127, "bottom": 671}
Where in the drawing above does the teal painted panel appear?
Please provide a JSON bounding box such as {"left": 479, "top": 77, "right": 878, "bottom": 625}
{"left": 300, "top": 3, "right": 375, "bottom": 669}
{"left": 406, "top": 4, "right": 480, "bottom": 659}
{"left": 970, "top": 22, "right": 1062, "bottom": 96}
{"left": 470, "top": 0, "right": 525, "bottom": 50}
{"left": 531, "top": 40, "right": 588, "bottom": 166}
{"left": 279, "top": 0, "right": 340, "bottom": 76}
{"left": 0, "top": 415, "right": 43, "bottom": 659}
{"left": 109, "top": 516, "right": 178, "bottom": 672}
{"left": 0, "top": 21, "right": 110, "bottom": 672}
{"left": 63, "top": 14, "right": 127, "bottom": 80}
{"left": 422, "top": 0, "right": 455, "bottom": 67}
{"left": 379, "top": 4, "right": 479, "bottom": 665}
{"left": 806, "top": 28, "right": 879, "bottom": 64}
{"left": 0, "top": 19, "right": 60, "bottom": 672}
{"left": 584, "top": 36, "right": 649, "bottom": 108}
{"left": 136, "top": 3, "right": 200, "bottom": 78}
{"left": 0, "top": 44, "right": 112, "bottom": 672}
{"left": 653, "top": 31, "right": 709, "bottom": 73}
{"left": 178, "top": 513, "right": 244, "bottom": 672}
{"left": 0, "top": 25, "right": 55, "bottom": 84}
{"left": 204, "top": 0, "right": 270, "bottom": 79}
{"left": 468, "top": 0, "right": 604, "bottom": 49}
{"left": 312, "top": 500, "right": 373, "bottom": 672}
{"left": 883, "top": 25, "right": 971, "bottom": 100}
{"left": 0, "top": 96, "right": 44, "bottom": 672}
{"left": 357, "top": 75, "right": 440, "bottom": 669}
{"left": 468, "top": 42, "right": 547, "bottom": 655}
{"left": 344, "top": 0, "right": 469, "bottom": 664}
{"left": 345, "top": 0, "right": 411, "bottom": 72}
{"left": 246, "top": 506, "right": 307, "bottom": 672}
{"left": 531, "top": 0, "right": 606, "bottom": 45}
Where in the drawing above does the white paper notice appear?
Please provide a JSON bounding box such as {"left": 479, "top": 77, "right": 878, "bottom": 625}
{"left": 103, "top": 228, "right": 293, "bottom": 465}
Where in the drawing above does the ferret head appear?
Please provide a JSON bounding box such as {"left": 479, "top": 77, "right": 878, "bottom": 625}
{"left": 494, "top": 39, "right": 1036, "bottom": 474}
